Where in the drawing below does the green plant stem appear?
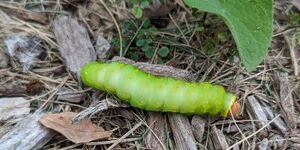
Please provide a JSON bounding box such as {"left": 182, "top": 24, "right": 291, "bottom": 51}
{"left": 123, "top": 19, "right": 147, "bottom": 56}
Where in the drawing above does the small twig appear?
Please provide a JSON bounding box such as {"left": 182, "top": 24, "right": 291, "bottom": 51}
{"left": 136, "top": 112, "right": 167, "bottom": 150}
{"left": 71, "top": 98, "right": 128, "bottom": 124}
{"left": 283, "top": 34, "right": 299, "bottom": 76}
{"left": 39, "top": 77, "right": 68, "bottom": 109}
{"left": 230, "top": 109, "right": 250, "bottom": 146}
{"left": 273, "top": 28, "right": 294, "bottom": 37}
{"left": 107, "top": 122, "right": 143, "bottom": 150}
{"left": 150, "top": 42, "right": 161, "bottom": 64}
{"left": 87, "top": 137, "right": 141, "bottom": 145}
{"left": 169, "top": 14, "right": 189, "bottom": 45}
{"left": 123, "top": 19, "right": 146, "bottom": 56}
{"left": 57, "top": 138, "right": 141, "bottom": 150}
{"left": 276, "top": 22, "right": 299, "bottom": 76}
{"left": 227, "top": 114, "right": 280, "bottom": 150}
{"left": 99, "top": 0, "right": 123, "bottom": 56}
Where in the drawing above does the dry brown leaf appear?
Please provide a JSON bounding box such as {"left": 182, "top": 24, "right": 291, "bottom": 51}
{"left": 26, "top": 80, "right": 45, "bottom": 95}
{"left": 39, "top": 112, "right": 112, "bottom": 143}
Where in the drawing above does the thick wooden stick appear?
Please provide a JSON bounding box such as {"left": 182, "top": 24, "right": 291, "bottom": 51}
{"left": 0, "top": 112, "right": 55, "bottom": 150}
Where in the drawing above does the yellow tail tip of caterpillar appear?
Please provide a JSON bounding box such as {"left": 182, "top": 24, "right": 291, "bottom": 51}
{"left": 222, "top": 94, "right": 237, "bottom": 117}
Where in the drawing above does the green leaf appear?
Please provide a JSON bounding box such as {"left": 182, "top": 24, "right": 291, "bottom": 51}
{"left": 158, "top": 57, "right": 164, "bottom": 64}
{"left": 140, "top": 0, "right": 150, "bottom": 8}
{"left": 292, "top": 32, "right": 300, "bottom": 46}
{"left": 137, "top": 29, "right": 146, "bottom": 38}
{"left": 288, "top": 13, "right": 300, "bottom": 26}
{"left": 217, "top": 32, "right": 228, "bottom": 43}
{"left": 131, "top": 52, "right": 139, "bottom": 61}
{"left": 204, "top": 37, "right": 217, "bottom": 54}
{"left": 158, "top": 47, "right": 170, "bottom": 57}
{"left": 136, "top": 39, "right": 146, "bottom": 47}
{"left": 142, "top": 44, "right": 151, "bottom": 52}
{"left": 147, "top": 27, "right": 158, "bottom": 34}
{"left": 146, "top": 38, "right": 153, "bottom": 44}
{"left": 145, "top": 49, "right": 154, "bottom": 58}
{"left": 131, "top": 5, "right": 143, "bottom": 18}
{"left": 130, "top": 0, "right": 139, "bottom": 5}
{"left": 143, "top": 19, "right": 151, "bottom": 28}
{"left": 184, "top": 0, "right": 273, "bottom": 71}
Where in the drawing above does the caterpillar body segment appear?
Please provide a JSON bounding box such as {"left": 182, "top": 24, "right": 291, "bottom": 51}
{"left": 80, "top": 61, "right": 237, "bottom": 117}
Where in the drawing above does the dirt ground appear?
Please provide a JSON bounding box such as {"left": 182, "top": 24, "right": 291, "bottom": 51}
{"left": 0, "top": 0, "right": 299, "bottom": 150}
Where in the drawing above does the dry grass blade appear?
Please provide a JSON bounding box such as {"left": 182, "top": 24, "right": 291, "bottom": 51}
{"left": 106, "top": 121, "right": 143, "bottom": 150}
{"left": 99, "top": 0, "right": 123, "bottom": 56}
{"left": 227, "top": 115, "right": 281, "bottom": 150}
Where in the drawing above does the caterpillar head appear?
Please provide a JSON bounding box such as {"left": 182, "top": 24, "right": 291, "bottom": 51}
{"left": 80, "top": 62, "right": 104, "bottom": 87}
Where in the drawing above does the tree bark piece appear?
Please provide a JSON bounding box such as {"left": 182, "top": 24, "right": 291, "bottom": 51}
{"left": 258, "top": 138, "right": 268, "bottom": 150}
{"left": 0, "top": 97, "right": 30, "bottom": 121}
{"left": 246, "top": 96, "right": 270, "bottom": 129}
{"left": 145, "top": 112, "right": 168, "bottom": 150}
{"left": 262, "top": 103, "right": 288, "bottom": 133}
{"left": 0, "top": 112, "right": 55, "bottom": 150}
{"left": 168, "top": 113, "right": 197, "bottom": 150}
{"left": 0, "top": 81, "right": 27, "bottom": 97}
{"left": 53, "top": 16, "right": 96, "bottom": 78}
{"left": 246, "top": 95, "right": 270, "bottom": 138}
{"left": 4, "top": 34, "right": 44, "bottom": 72}
{"left": 292, "top": 0, "right": 300, "bottom": 11}
{"left": 246, "top": 95, "right": 288, "bottom": 134}
{"left": 0, "top": 4, "right": 49, "bottom": 25}
{"left": 0, "top": 125, "right": 11, "bottom": 138}
{"left": 57, "top": 87, "right": 85, "bottom": 103}
{"left": 0, "top": 49, "right": 8, "bottom": 68}
{"left": 211, "top": 126, "right": 229, "bottom": 150}
{"left": 191, "top": 116, "right": 206, "bottom": 143}
{"left": 276, "top": 72, "right": 297, "bottom": 130}
{"left": 95, "top": 34, "right": 111, "bottom": 59}
{"left": 111, "top": 56, "right": 195, "bottom": 81}
{"left": 268, "top": 134, "right": 287, "bottom": 149}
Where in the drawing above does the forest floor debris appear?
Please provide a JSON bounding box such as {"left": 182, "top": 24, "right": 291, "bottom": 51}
{"left": 0, "top": 0, "right": 299, "bottom": 149}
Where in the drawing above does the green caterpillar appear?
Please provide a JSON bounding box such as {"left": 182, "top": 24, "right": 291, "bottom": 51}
{"left": 80, "top": 61, "right": 237, "bottom": 117}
